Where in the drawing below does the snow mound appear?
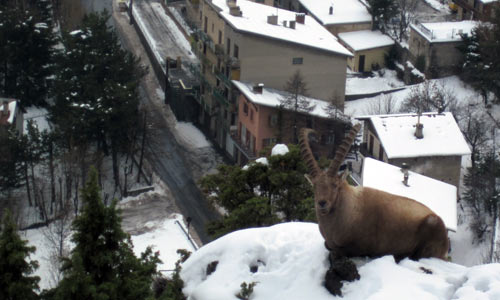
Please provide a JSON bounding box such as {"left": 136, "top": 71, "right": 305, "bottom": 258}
{"left": 255, "top": 157, "right": 268, "bottom": 165}
{"left": 271, "top": 144, "right": 289, "bottom": 156}
{"left": 175, "top": 122, "right": 211, "bottom": 149}
{"left": 180, "top": 222, "right": 500, "bottom": 300}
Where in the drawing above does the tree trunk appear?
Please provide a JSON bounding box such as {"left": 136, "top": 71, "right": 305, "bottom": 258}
{"left": 111, "top": 143, "right": 122, "bottom": 196}
{"left": 49, "top": 139, "right": 56, "bottom": 211}
{"left": 137, "top": 112, "right": 147, "bottom": 183}
{"left": 24, "top": 162, "right": 32, "bottom": 206}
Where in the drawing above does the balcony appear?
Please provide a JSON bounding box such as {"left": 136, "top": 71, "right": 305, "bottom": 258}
{"left": 215, "top": 70, "right": 232, "bottom": 87}
{"left": 212, "top": 88, "right": 229, "bottom": 107}
{"left": 230, "top": 57, "right": 240, "bottom": 69}
{"left": 230, "top": 132, "right": 256, "bottom": 161}
{"left": 215, "top": 44, "right": 225, "bottom": 57}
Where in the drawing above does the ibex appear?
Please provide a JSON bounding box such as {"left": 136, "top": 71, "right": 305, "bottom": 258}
{"left": 299, "top": 124, "right": 449, "bottom": 261}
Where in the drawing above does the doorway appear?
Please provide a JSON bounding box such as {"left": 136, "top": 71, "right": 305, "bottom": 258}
{"left": 358, "top": 55, "right": 365, "bottom": 72}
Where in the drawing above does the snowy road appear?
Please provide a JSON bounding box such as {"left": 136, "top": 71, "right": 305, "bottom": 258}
{"left": 112, "top": 0, "right": 219, "bottom": 245}
{"left": 141, "top": 86, "right": 220, "bottom": 245}
{"left": 133, "top": 0, "right": 197, "bottom": 66}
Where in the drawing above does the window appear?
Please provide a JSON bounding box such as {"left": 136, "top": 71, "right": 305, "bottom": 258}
{"left": 269, "top": 114, "right": 278, "bottom": 127}
{"left": 243, "top": 103, "right": 248, "bottom": 115}
{"left": 292, "top": 57, "right": 303, "bottom": 65}
{"left": 263, "top": 138, "right": 278, "bottom": 147}
{"left": 218, "top": 30, "right": 222, "bottom": 44}
{"left": 306, "top": 117, "right": 312, "bottom": 128}
{"left": 234, "top": 44, "right": 239, "bottom": 58}
{"left": 199, "top": 11, "right": 202, "bottom": 21}
{"left": 326, "top": 133, "right": 335, "bottom": 145}
{"left": 231, "top": 113, "right": 236, "bottom": 125}
{"left": 211, "top": 23, "right": 214, "bottom": 32}
{"left": 227, "top": 38, "right": 231, "bottom": 55}
{"left": 250, "top": 110, "right": 254, "bottom": 121}
{"left": 204, "top": 16, "right": 208, "bottom": 33}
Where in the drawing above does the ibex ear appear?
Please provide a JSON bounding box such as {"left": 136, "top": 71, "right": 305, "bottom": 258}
{"left": 304, "top": 174, "right": 313, "bottom": 186}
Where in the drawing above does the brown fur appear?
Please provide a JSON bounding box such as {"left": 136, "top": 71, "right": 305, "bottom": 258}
{"left": 300, "top": 126, "right": 449, "bottom": 260}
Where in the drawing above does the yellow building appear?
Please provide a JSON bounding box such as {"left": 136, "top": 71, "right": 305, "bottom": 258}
{"left": 338, "top": 30, "right": 394, "bottom": 72}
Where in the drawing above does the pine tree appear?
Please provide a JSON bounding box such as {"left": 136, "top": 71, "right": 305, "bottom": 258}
{"left": 201, "top": 144, "right": 314, "bottom": 237}
{"left": 0, "top": 210, "right": 40, "bottom": 300}
{"left": 463, "top": 153, "right": 500, "bottom": 241}
{"left": 0, "top": 128, "right": 25, "bottom": 197}
{"left": 50, "top": 11, "right": 144, "bottom": 192}
{"left": 0, "top": 0, "right": 57, "bottom": 109}
{"left": 52, "top": 168, "right": 160, "bottom": 300}
{"left": 367, "top": 0, "right": 398, "bottom": 32}
{"left": 457, "top": 9, "right": 500, "bottom": 104}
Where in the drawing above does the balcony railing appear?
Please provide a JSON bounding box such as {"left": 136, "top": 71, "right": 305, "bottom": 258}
{"left": 215, "top": 70, "right": 232, "bottom": 87}
{"left": 230, "top": 132, "right": 256, "bottom": 161}
{"left": 212, "top": 88, "right": 229, "bottom": 106}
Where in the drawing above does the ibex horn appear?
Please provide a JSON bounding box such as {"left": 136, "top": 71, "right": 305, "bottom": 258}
{"left": 327, "top": 123, "right": 361, "bottom": 177}
{"left": 299, "top": 128, "right": 321, "bottom": 178}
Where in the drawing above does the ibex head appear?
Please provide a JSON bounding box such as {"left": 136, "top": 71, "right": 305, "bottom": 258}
{"left": 299, "top": 124, "right": 361, "bottom": 216}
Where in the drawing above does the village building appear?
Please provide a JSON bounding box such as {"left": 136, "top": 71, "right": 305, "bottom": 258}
{"left": 338, "top": 30, "right": 395, "bottom": 72}
{"left": 455, "top": 0, "right": 499, "bottom": 22}
{"left": 356, "top": 112, "right": 471, "bottom": 189}
{"left": 0, "top": 98, "right": 23, "bottom": 136}
{"left": 232, "top": 80, "right": 350, "bottom": 165}
{"left": 278, "top": 0, "right": 372, "bottom": 35}
{"left": 362, "top": 158, "right": 457, "bottom": 231}
{"left": 408, "top": 21, "right": 477, "bottom": 78}
{"left": 190, "top": 0, "right": 351, "bottom": 159}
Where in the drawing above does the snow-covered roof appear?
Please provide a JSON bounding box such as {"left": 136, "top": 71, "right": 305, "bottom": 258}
{"left": 410, "top": 21, "right": 478, "bottom": 43}
{"left": 297, "top": 0, "right": 371, "bottom": 25}
{"left": 209, "top": 0, "right": 352, "bottom": 56}
{"left": 232, "top": 80, "right": 350, "bottom": 122}
{"left": 481, "top": 0, "right": 498, "bottom": 4}
{"left": 362, "top": 158, "right": 457, "bottom": 231}
{"left": 357, "top": 112, "right": 471, "bottom": 158}
{"left": 338, "top": 30, "right": 394, "bottom": 52}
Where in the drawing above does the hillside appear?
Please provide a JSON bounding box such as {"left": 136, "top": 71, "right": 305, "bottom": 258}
{"left": 180, "top": 222, "right": 500, "bottom": 300}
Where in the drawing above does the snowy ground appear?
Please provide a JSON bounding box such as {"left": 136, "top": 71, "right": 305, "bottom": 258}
{"left": 346, "top": 69, "right": 405, "bottom": 96}
{"left": 181, "top": 222, "right": 500, "bottom": 300}
{"left": 24, "top": 106, "right": 50, "bottom": 132}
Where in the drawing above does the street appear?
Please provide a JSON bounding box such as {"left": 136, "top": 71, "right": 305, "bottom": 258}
{"left": 110, "top": 0, "right": 220, "bottom": 245}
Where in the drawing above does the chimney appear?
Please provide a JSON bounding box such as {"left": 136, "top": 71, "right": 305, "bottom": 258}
{"left": 401, "top": 163, "right": 410, "bottom": 187}
{"left": 295, "top": 13, "right": 305, "bottom": 24}
{"left": 415, "top": 114, "right": 424, "bottom": 139}
{"left": 2, "top": 101, "right": 8, "bottom": 116}
{"left": 282, "top": 20, "right": 288, "bottom": 27}
{"left": 253, "top": 83, "right": 264, "bottom": 94}
{"left": 329, "top": 5, "right": 334, "bottom": 15}
{"left": 289, "top": 20, "right": 296, "bottom": 29}
{"left": 229, "top": 5, "right": 242, "bottom": 16}
{"left": 267, "top": 15, "right": 278, "bottom": 25}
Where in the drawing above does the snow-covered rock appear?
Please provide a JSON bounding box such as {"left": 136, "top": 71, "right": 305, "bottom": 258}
{"left": 181, "top": 222, "right": 500, "bottom": 300}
